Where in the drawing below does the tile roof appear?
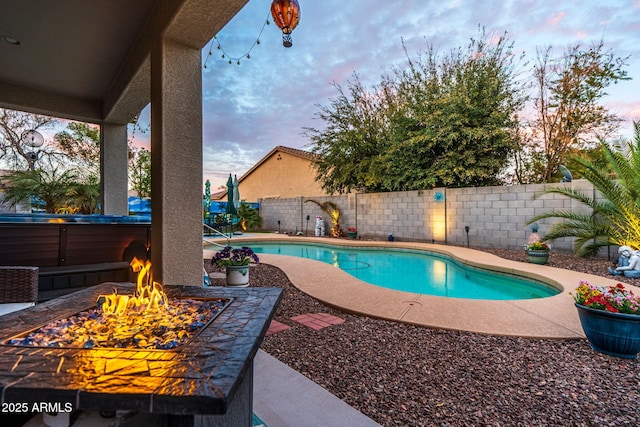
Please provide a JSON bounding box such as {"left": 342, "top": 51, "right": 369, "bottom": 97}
{"left": 238, "top": 146, "right": 317, "bottom": 183}
{"left": 209, "top": 146, "right": 317, "bottom": 200}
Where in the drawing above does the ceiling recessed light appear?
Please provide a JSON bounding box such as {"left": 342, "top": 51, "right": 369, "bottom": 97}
{"left": 1, "top": 36, "right": 21, "bottom": 45}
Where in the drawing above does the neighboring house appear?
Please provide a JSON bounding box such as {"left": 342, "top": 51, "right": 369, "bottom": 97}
{"left": 210, "top": 189, "right": 227, "bottom": 201}
{"left": 0, "top": 169, "right": 28, "bottom": 213}
{"left": 214, "top": 146, "right": 331, "bottom": 203}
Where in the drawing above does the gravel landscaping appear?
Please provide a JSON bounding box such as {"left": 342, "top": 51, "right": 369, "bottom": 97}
{"left": 207, "top": 247, "right": 640, "bottom": 426}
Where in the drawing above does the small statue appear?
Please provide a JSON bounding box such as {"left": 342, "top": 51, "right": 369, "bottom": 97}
{"left": 608, "top": 246, "right": 640, "bottom": 278}
{"left": 528, "top": 223, "right": 541, "bottom": 245}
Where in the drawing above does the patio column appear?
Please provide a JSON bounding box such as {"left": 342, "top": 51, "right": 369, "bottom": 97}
{"left": 150, "top": 37, "right": 203, "bottom": 286}
{"left": 100, "top": 123, "right": 129, "bottom": 215}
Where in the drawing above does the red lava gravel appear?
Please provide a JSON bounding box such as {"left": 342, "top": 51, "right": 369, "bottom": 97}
{"left": 206, "top": 247, "right": 640, "bottom": 427}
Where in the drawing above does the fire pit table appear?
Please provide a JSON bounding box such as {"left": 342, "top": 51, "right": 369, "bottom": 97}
{"left": 0, "top": 282, "right": 282, "bottom": 426}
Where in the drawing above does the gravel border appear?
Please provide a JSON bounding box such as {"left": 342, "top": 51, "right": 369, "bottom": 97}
{"left": 206, "top": 247, "right": 640, "bottom": 426}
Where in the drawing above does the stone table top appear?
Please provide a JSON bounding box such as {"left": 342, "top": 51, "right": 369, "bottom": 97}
{"left": 0, "top": 283, "right": 282, "bottom": 415}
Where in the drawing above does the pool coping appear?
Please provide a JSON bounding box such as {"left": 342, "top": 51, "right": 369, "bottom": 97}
{"left": 204, "top": 235, "right": 639, "bottom": 339}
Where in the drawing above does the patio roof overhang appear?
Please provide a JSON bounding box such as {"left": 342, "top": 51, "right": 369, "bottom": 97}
{"left": 0, "top": 0, "right": 249, "bottom": 285}
{"left": 0, "top": 0, "right": 247, "bottom": 124}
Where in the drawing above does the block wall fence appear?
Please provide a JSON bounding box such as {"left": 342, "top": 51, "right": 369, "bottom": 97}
{"left": 258, "top": 180, "right": 608, "bottom": 254}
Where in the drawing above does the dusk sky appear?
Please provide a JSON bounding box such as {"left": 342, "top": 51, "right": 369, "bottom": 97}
{"left": 131, "top": 0, "right": 640, "bottom": 190}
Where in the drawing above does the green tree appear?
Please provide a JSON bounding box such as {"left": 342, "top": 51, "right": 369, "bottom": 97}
{"left": 519, "top": 40, "right": 630, "bottom": 183}
{"left": 527, "top": 121, "right": 640, "bottom": 256}
{"left": 307, "top": 28, "right": 526, "bottom": 192}
{"left": 306, "top": 74, "right": 394, "bottom": 193}
{"left": 237, "top": 203, "right": 263, "bottom": 230}
{"left": 129, "top": 147, "right": 151, "bottom": 199}
{"left": 3, "top": 168, "right": 100, "bottom": 214}
{"left": 67, "top": 175, "right": 101, "bottom": 214}
{"left": 381, "top": 30, "right": 526, "bottom": 189}
{"left": 0, "top": 109, "right": 60, "bottom": 170}
{"left": 54, "top": 122, "right": 100, "bottom": 176}
{"left": 2, "top": 168, "right": 77, "bottom": 213}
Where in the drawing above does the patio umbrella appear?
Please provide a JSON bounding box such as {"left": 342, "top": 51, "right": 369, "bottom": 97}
{"left": 233, "top": 174, "right": 240, "bottom": 210}
{"left": 226, "top": 174, "right": 237, "bottom": 216}
{"left": 204, "top": 180, "right": 211, "bottom": 215}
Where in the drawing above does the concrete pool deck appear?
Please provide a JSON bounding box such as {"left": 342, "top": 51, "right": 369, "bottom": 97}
{"left": 204, "top": 235, "right": 639, "bottom": 339}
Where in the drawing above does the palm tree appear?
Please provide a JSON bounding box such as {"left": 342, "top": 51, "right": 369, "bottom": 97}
{"left": 68, "top": 175, "right": 100, "bottom": 214}
{"left": 2, "top": 168, "right": 77, "bottom": 213}
{"left": 305, "top": 199, "right": 344, "bottom": 237}
{"left": 527, "top": 121, "right": 640, "bottom": 256}
{"left": 237, "top": 203, "right": 263, "bottom": 230}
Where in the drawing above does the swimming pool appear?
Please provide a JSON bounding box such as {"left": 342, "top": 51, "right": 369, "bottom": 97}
{"left": 217, "top": 241, "right": 559, "bottom": 300}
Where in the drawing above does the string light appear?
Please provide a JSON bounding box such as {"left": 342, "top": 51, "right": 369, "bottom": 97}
{"left": 203, "top": 9, "right": 271, "bottom": 68}
{"left": 129, "top": 113, "right": 150, "bottom": 140}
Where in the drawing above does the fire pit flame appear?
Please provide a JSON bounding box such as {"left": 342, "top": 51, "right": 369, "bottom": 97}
{"left": 99, "top": 257, "right": 168, "bottom": 315}
{"left": 6, "top": 258, "right": 232, "bottom": 350}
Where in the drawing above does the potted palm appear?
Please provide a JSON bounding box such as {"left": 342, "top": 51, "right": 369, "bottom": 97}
{"left": 212, "top": 246, "right": 259, "bottom": 287}
{"left": 572, "top": 281, "right": 640, "bottom": 359}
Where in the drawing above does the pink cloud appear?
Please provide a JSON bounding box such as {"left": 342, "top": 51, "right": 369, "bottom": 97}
{"left": 128, "top": 134, "right": 150, "bottom": 150}
{"left": 575, "top": 31, "right": 588, "bottom": 40}
{"left": 548, "top": 12, "right": 566, "bottom": 26}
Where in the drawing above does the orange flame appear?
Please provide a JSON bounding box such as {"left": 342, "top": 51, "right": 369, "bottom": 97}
{"left": 100, "top": 257, "right": 168, "bottom": 316}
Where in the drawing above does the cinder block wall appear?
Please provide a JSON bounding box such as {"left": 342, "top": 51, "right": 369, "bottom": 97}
{"left": 260, "top": 195, "right": 352, "bottom": 236}
{"left": 259, "top": 180, "right": 603, "bottom": 253}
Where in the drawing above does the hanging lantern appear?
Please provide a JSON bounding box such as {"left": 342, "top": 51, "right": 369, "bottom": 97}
{"left": 270, "top": 0, "right": 300, "bottom": 48}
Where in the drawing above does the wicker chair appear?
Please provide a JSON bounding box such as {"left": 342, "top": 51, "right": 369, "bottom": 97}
{"left": 0, "top": 266, "right": 39, "bottom": 315}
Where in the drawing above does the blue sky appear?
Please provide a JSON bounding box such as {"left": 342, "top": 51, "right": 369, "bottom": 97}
{"left": 132, "top": 0, "right": 640, "bottom": 189}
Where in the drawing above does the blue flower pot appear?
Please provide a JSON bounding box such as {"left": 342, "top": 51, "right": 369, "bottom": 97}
{"left": 575, "top": 303, "right": 640, "bottom": 359}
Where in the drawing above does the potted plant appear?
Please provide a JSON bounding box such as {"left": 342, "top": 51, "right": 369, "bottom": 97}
{"left": 347, "top": 227, "right": 358, "bottom": 239}
{"left": 525, "top": 240, "right": 550, "bottom": 265}
{"left": 572, "top": 281, "right": 640, "bottom": 359}
{"left": 212, "top": 246, "right": 259, "bottom": 287}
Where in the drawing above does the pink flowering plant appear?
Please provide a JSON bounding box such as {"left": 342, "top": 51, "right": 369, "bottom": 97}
{"left": 573, "top": 281, "right": 640, "bottom": 315}
{"left": 212, "top": 246, "right": 259, "bottom": 267}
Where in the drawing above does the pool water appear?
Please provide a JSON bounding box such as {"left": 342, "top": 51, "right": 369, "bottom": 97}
{"left": 226, "top": 242, "right": 559, "bottom": 300}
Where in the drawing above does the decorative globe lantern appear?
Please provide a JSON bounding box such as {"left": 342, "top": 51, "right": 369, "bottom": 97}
{"left": 270, "top": 0, "right": 300, "bottom": 48}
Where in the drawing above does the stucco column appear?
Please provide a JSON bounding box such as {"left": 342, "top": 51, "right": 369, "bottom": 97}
{"left": 100, "top": 123, "right": 129, "bottom": 215}
{"left": 150, "top": 38, "right": 203, "bottom": 286}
